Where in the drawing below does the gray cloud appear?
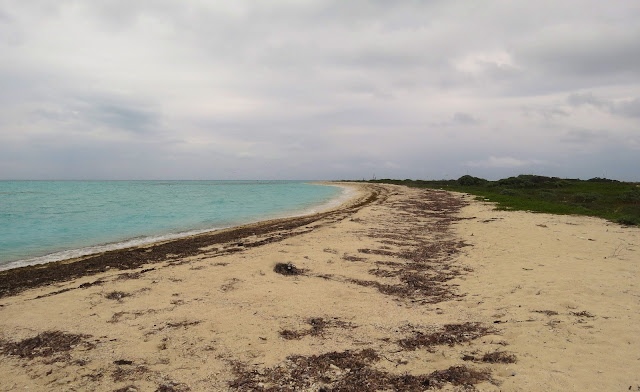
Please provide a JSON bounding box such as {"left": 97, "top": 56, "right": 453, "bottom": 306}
{"left": 616, "top": 98, "right": 640, "bottom": 118}
{"left": 0, "top": 0, "right": 639, "bottom": 181}
{"left": 521, "top": 105, "right": 569, "bottom": 120}
{"left": 568, "top": 92, "right": 607, "bottom": 108}
{"left": 560, "top": 128, "right": 611, "bottom": 145}
{"left": 516, "top": 30, "right": 640, "bottom": 79}
{"left": 78, "top": 97, "right": 160, "bottom": 134}
{"left": 452, "top": 112, "right": 479, "bottom": 125}
{"left": 29, "top": 95, "right": 160, "bottom": 135}
{"left": 568, "top": 92, "right": 640, "bottom": 118}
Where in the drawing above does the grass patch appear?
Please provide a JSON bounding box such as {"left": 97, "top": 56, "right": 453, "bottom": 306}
{"left": 360, "top": 175, "right": 640, "bottom": 226}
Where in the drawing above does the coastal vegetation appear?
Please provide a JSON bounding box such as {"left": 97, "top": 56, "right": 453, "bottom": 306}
{"left": 363, "top": 175, "right": 640, "bottom": 226}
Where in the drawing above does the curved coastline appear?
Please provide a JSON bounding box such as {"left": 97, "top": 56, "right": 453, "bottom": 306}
{"left": 1, "top": 183, "right": 638, "bottom": 390}
{"left": 0, "top": 182, "right": 377, "bottom": 298}
{"left": 0, "top": 182, "right": 357, "bottom": 273}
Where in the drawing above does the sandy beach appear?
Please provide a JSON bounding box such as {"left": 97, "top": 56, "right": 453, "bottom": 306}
{"left": 0, "top": 183, "right": 638, "bottom": 391}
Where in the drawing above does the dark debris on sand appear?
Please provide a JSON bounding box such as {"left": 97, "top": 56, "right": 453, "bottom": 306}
{"left": 33, "top": 279, "right": 104, "bottom": 299}
{"left": 480, "top": 351, "right": 517, "bottom": 364}
{"left": 398, "top": 322, "right": 498, "bottom": 351}
{"left": 279, "top": 317, "right": 355, "bottom": 340}
{"left": 344, "top": 189, "right": 473, "bottom": 304}
{"left": 112, "top": 385, "right": 139, "bottom": 392}
{"left": 463, "top": 351, "right": 517, "bottom": 364}
{"left": 229, "top": 348, "right": 492, "bottom": 392}
{"left": 105, "top": 291, "right": 131, "bottom": 301}
{"left": 533, "top": 310, "right": 559, "bottom": 316}
{"left": 571, "top": 310, "right": 595, "bottom": 318}
{"left": 0, "top": 330, "right": 95, "bottom": 360}
{"left": 111, "top": 365, "right": 149, "bottom": 382}
{"left": 274, "top": 263, "right": 304, "bottom": 276}
{"left": 155, "top": 382, "right": 191, "bottom": 392}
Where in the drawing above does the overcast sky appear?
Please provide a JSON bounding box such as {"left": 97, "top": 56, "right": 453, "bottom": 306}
{"left": 1, "top": 1, "right": 639, "bottom": 180}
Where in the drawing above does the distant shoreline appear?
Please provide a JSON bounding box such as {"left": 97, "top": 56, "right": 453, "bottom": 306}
{"left": 0, "top": 181, "right": 352, "bottom": 272}
{"left": 0, "top": 182, "right": 375, "bottom": 298}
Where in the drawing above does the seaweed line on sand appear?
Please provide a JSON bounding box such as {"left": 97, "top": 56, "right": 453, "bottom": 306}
{"left": 0, "top": 331, "right": 96, "bottom": 360}
{"left": 228, "top": 348, "right": 493, "bottom": 391}
{"left": 0, "top": 185, "right": 385, "bottom": 298}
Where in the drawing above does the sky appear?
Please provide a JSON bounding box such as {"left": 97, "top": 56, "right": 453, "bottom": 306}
{"left": 1, "top": 1, "right": 639, "bottom": 181}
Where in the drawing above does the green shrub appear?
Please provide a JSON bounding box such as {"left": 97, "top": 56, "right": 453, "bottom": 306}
{"left": 457, "top": 175, "right": 487, "bottom": 186}
{"left": 497, "top": 175, "right": 568, "bottom": 188}
{"left": 500, "top": 189, "right": 517, "bottom": 196}
{"left": 588, "top": 177, "right": 619, "bottom": 183}
{"left": 538, "top": 189, "right": 556, "bottom": 198}
{"left": 574, "top": 193, "right": 599, "bottom": 203}
{"left": 368, "top": 174, "right": 639, "bottom": 227}
{"left": 618, "top": 190, "right": 640, "bottom": 202}
{"left": 617, "top": 215, "right": 640, "bottom": 226}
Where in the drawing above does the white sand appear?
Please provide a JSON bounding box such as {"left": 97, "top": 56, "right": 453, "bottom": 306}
{"left": 0, "top": 184, "right": 638, "bottom": 391}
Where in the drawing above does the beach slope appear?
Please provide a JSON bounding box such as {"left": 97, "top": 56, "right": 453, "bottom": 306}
{"left": 0, "top": 183, "right": 638, "bottom": 391}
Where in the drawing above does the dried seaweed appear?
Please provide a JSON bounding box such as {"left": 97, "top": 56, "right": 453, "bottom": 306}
{"left": 165, "top": 320, "right": 201, "bottom": 329}
{"left": 155, "top": 381, "right": 191, "bottom": 392}
{"left": 229, "top": 349, "right": 491, "bottom": 392}
{"left": 358, "top": 248, "right": 399, "bottom": 257}
{"left": 113, "top": 385, "right": 138, "bottom": 392}
{"left": 428, "top": 366, "right": 492, "bottom": 389}
{"left": 0, "top": 331, "right": 95, "bottom": 359}
{"left": 342, "top": 255, "right": 367, "bottom": 262}
{"left": 34, "top": 279, "right": 104, "bottom": 299}
{"left": 338, "top": 189, "right": 474, "bottom": 305}
{"left": 105, "top": 291, "right": 131, "bottom": 301}
{"left": 220, "top": 278, "right": 241, "bottom": 292}
{"left": 463, "top": 351, "right": 517, "bottom": 364}
{"left": 480, "top": 351, "right": 517, "bottom": 364}
{"left": 348, "top": 271, "right": 458, "bottom": 303}
{"left": 367, "top": 268, "right": 399, "bottom": 278}
{"left": 279, "top": 318, "right": 355, "bottom": 340}
{"left": 111, "top": 365, "right": 149, "bottom": 382}
{"left": 398, "top": 323, "right": 497, "bottom": 351}
{"left": 533, "top": 310, "right": 559, "bottom": 316}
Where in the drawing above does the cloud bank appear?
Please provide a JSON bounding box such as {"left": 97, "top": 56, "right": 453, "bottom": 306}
{"left": 1, "top": 1, "right": 639, "bottom": 180}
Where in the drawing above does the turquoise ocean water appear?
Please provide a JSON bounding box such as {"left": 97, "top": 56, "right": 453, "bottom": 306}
{"left": 0, "top": 181, "right": 345, "bottom": 270}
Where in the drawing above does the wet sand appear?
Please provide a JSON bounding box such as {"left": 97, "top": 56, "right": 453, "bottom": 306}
{"left": 0, "top": 183, "right": 638, "bottom": 391}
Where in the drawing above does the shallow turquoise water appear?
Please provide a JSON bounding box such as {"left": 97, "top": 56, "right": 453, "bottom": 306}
{"left": 0, "top": 181, "right": 343, "bottom": 269}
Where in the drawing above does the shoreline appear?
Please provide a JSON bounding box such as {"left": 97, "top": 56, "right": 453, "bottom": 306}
{"left": 0, "top": 183, "right": 638, "bottom": 391}
{"left": 0, "top": 181, "right": 357, "bottom": 273}
{"left": 0, "top": 182, "right": 376, "bottom": 298}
